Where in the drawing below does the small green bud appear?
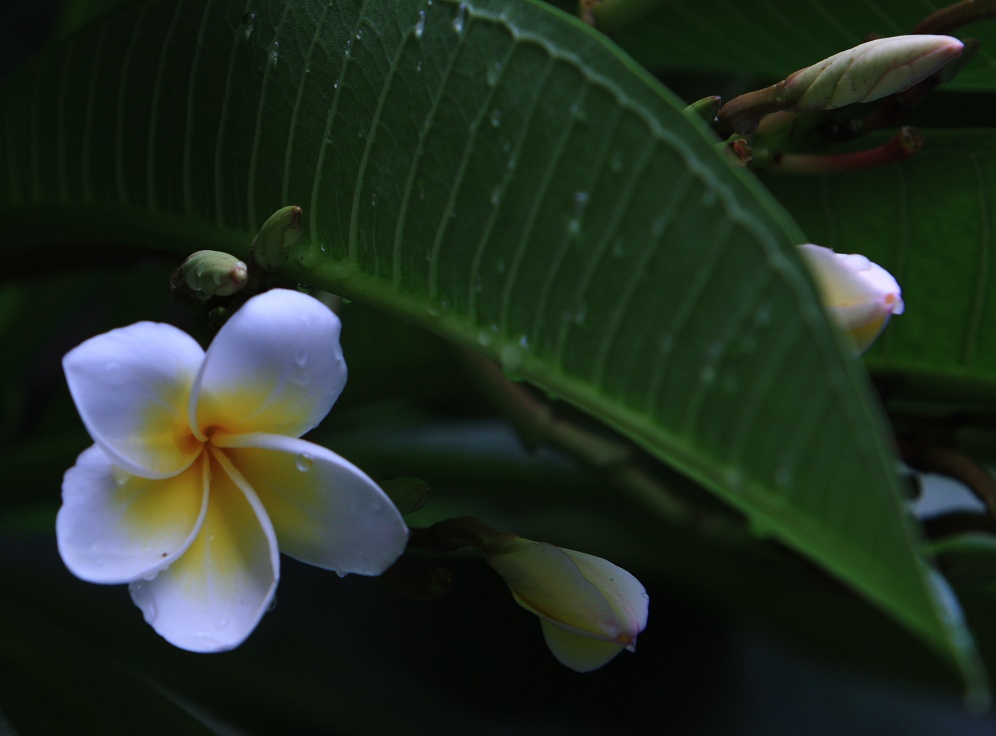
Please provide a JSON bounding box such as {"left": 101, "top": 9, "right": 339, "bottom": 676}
{"left": 683, "top": 95, "right": 723, "bottom": 122}
{"left": 171, "top": 250, "right": 248, "bottom": 300}
{"left": 250, "top": 205, "right": 304, "bottom": 271}
{"left": 378, "top": 477, "right": 431, "bottom": 516}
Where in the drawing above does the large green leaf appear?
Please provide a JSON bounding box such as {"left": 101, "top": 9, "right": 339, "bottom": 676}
{"left": 604, "top": 0, "right": 996, "bottom": 91}
{"left": 763, "top": 129, "right": 996, "bottom": 407}
{"left": 0, "top": 0, "right": 985, "bottom": 690}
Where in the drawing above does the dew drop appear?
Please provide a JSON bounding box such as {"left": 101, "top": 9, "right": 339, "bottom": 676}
{"left": 371, "top": 192, "right": 379, "bottom": 206}
{"left": 268, "top": 40, "right": 280, "bottom": 68}
{"left": 355, "top": 28, "right": 364, "bottom": 40}
{"left": 486, "top": 60, "right": 502, "bottom": 87}
{"left": 294, "top": 346, "right": 308, "bottom": 369}
{"left": 333, "top": 79, "right": 339, "bottom": 89}
{"left": 489, "top": 108, "right": 502, "bottom": 127}
{"left": 573, "top": 304, "right": 587, "bottom": 327}
{"left": 303, "top": 62, "right": 311, "bottom": 74}
{"left": 414, "top": 9, "right": 426, "bottom": 38}
{"left": 296, "top": 453, "right": 314, "bottom": 472}
{"left": 452, "top": 2, "right": 467, "bottom": 33}
{"left": 241, "top": 11, "right": 257, "bottom": 41}
{"left": 416, "top": 59, "right": 423, "bottom": 73}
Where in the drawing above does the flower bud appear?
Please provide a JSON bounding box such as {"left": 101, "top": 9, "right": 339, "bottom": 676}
{"left": 378, "top": 477, "right": 430, "bottom": 515}
{"left": 171, "top": 250, "right": 248, "bottom": 300}
{"left": 786, "top": 35, "right": 964, "bottom": 113}
{"left": 486, "top": 538, "right": 649, "bottom": 672}
{"left": 798, "top": 244, "right": 904, "bottom": 354}
{"left": 251, "top": 205, "right": 304, "bottom": 271}
{"left": 717, "top": 35, "right": 963, "bottom": 135}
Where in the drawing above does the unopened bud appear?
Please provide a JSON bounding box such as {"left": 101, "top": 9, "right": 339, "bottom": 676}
{"left": 487, "top": 539, "right": 649, "bottom": 672}
{"left": 718, "top": 35, "right": 963, "bottom": 135}
{"left": 684, "top": 95, "right": 722, "bottom": 123}
{"left": 787, "top": 35, "right": 964, "bottom": 113}
{"left": 251, "top": 205, "right": 304, "bottom": 271}
{"left": 798, "top": 243, "right": 904, "bottom": 354}
{"left": 171, "top": 250, "right": 248, "bottom": 300}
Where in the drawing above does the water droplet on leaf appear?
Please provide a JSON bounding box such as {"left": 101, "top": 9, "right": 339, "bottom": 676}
{"left": 452, "top": 3, "right": 467, "bottom": 33}
{"left": 241, "top": 12, "right": 257, "bottom": 41}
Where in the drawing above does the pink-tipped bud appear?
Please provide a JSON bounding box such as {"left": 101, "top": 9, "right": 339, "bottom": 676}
{"left": 798, "top": 244, "right": 904, "bottom": 354}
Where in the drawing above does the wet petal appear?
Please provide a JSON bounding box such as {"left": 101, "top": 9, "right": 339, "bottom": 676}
{"left": 490, "top": 542, "right": 622, "bottom": 636}
{"left": 218, "top": 433, "right": 408, "bottom": 575}
{"left": 129, "top": 449, "right": 278, "bottom": 653}
{"left": 562, "top": 548, "right": 650, "bottom": 642}
{"left": 190, "top": 289, "right": 347, "bottom": 440}
{"left": 63, "top": 322, "right": 204, "bottom": 478}
{"left": 539, "top": 620, "right": 629, "bottom": 673}
{"left": 57, "top": 446, "right": 208, "bottom": 584}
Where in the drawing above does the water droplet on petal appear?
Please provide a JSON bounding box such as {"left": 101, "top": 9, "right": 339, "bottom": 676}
{"left": 296, "top": 453, "right": 314, "bottom": 472}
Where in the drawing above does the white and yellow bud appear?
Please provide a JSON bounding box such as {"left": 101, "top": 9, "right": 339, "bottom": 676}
{"left": 485, "top": 537, "right": 649, "bottom": 672}
{"left": 798, "top": 243, "right": 904, "bottom": 354}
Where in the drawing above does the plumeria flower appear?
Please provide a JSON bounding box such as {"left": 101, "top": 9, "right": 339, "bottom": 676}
{"left": 798, "top": 243, "right": 905, "bottom": 354}
{"left": 57, "top": 288, "right": 408, "bottom": 652}
{"left": 486, "top": 537, "right": 649, "bottom": 672}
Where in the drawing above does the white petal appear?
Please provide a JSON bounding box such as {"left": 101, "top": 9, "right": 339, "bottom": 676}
{"left": 63, "top": 322, "right": 204, "bottom": 478}
{"left": 129, "top": 448, "right": 279, "bottom": 652}
{"left": 190, "top": 289, "right": 347, "bottom": 440}
{"left": 561, "top": 548, "right": 649, "bottom": 642}
{"left": 57, "top": 446, "right": 208, "bottom": 584}
{"left": 539, "top": 619, "right": 628, "bottom": 672}
{"left": 490, "top": 542, "right": 622, "bottom": 638}
{"left": 218, "top": 433, "right": 408, "bottom": 576}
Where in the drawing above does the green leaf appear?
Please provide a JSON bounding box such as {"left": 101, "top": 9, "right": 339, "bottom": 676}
{"left": 0, "top": 0, "right": 986, "bottom": 691}
{"left": 606, "top": 0, "right": 996, "bottom": 91}
{"left": 762, "top": 129, "right": 996, "bottom": 407}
